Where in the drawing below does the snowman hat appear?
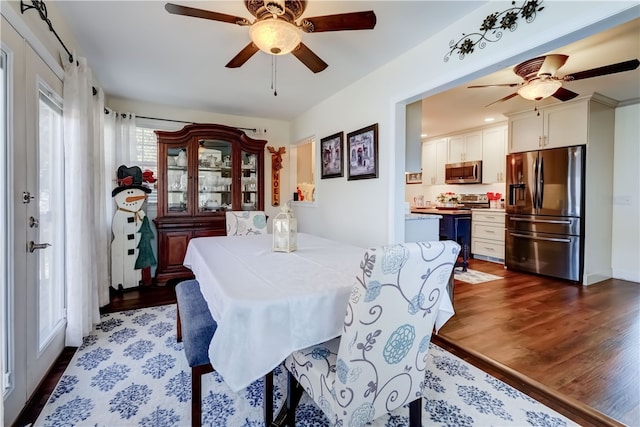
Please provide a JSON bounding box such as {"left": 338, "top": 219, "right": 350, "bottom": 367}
{"left": 112, "top": 165, "right": 152, "bottom": 197}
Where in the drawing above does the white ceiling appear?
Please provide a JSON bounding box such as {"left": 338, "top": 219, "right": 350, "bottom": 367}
{"left": 53, "top": 1, "right": 484, "bottom": 120}
{"left": 52, "top": 2, "right": 638, "bottom": 131}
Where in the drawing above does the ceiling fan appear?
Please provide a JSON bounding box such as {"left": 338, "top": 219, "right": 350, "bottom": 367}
{"left": 469, "top": 54, "right": 640, "bottom": 107}
{"left": 165, "top": 0, "right": 377, "bottom": 73}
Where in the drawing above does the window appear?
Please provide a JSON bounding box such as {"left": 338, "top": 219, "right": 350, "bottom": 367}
{"left": 135, "top": 127, "right": 158, "bottom": 204}
{"left": 135, "top": 119, "right": 184, "bottom": 205}
{"left": 37, "top": 85, "right": 65, "bottom": 349}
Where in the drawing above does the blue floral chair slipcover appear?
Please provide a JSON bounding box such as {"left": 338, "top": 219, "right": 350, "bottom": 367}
{"left": 225, "top": 211, "right": 267, "bottom": 236}
{"left": 285, "top": 240, "right": 461, "bottom": 427}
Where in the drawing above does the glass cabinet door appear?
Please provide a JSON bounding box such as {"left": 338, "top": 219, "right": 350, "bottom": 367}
{"left": 167, "top": 145, "right": 189, "bottom": 213}
{"left": 198, "top": 139, "right": 232, "bottom": 213}
{"left": 241, "top": 151, "right": 258, "bottom": 211}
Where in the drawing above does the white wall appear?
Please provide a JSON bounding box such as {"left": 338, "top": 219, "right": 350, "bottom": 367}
{"left": 290, "top": 1, "right": 639, "bottom": 259}
{"left": 612, "top": 102, "right": 640, "bottom": 282}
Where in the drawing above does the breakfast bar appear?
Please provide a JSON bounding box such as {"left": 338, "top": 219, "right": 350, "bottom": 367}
{"left": 410, "top": 207, "right": 471, "bottom": 271}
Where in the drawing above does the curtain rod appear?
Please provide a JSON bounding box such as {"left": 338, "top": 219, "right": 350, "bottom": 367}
{"left": 137, "top": 115, "right": 258, "bottom": 133}
{"left": 21, "top": 0, "right": 74, "bottom": 63}
{"left": 103, "top": 111, "right": 258, "bottom": 133}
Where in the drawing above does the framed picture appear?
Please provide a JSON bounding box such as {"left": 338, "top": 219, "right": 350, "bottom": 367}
{"left": 405, "top": 172, "right": 422, "bottom": 184}
{"left": 347, "top": 123, "right": 378, "bottom": 180}
{"left": 320, "top": 131, "right": 344, "bottom": 179}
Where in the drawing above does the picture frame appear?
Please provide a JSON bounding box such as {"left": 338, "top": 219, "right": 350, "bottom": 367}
{"left": 347, "top": 123, "right": 378, "bottom": 180}
{"left": 405, "top": 172, "right": 422, "bottom": 184}
{"left": 320, "top": 131, "right": 344, "bottom": 179}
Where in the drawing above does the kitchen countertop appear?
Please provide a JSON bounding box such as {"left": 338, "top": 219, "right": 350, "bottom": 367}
{"left": 405, "top": 213, "right": 442, "bottom": 220}
{"left": 471, "top": 208, "right": 506, "bottom": 213}
{"left": 411, "top": 207, "right": 472, "bottom": 215}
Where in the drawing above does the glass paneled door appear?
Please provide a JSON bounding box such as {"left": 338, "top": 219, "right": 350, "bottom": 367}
{"left": 2, "top": 18, "right": 66, "bottom": 425}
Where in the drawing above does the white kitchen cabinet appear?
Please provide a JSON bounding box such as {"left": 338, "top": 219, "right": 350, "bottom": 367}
{"left": 448, "top": 131, "right": 482, "bottom": 162}
{"left": 471, "top": 210, "right": 505, "bottom": 262}
{"left": 508, "top": 97, "right": 592, "bottom": 153}
{"left": 421, "top": 137, "right": 447, "bottom": 185}
{"left": 482, "top": 124, "right": 508, "bottom": 183}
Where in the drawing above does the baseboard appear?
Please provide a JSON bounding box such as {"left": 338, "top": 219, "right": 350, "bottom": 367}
{"left": 583, "top": 269, "right": 613, "bottom": 286}
{"left": 611, "top": 268, "right": 640, "bottom": 283}
{"left": 471, "top": 254, "right": 504, "bottom": 264}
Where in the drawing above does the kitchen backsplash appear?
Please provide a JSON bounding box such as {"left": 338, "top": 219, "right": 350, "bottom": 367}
{"left": 405, "top": 182, "right": 506, "bottom": 206}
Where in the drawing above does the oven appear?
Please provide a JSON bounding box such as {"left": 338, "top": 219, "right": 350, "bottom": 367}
{"left": 458, "top": 193, "right": 490, "bottom": 209}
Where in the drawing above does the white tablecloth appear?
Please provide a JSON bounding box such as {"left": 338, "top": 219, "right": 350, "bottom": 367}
{"left": 183, "top": 233, "right": 454, "bottom": 391}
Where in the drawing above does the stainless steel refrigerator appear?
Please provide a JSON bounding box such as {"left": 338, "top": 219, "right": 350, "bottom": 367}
{"left": 505, "top": 145, "right": 585, "bottom": 282}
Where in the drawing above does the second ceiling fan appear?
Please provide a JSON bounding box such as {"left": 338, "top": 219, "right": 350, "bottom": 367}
{"left": 165, "top": 0, "right": 377, "bottom": 73}
{"left": 469, "top": 54, "right": 639, "bottom": 106}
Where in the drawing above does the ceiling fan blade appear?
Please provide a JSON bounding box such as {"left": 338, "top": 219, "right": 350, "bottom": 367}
{"left": 165, "top": 3, "right": 250, "bottom": 26}
{"left": 551, "top": 86, "right": 579, "bottom": 102}
{"left": 300, "top": 11, "right": 376, "bottom": 33}
{"left": 562, "top": 59, "right": 639, "bottom": 81}
{"left": 468, "top": 83, "right": 520, "bottom": 88}
{"left": 225, "top": 43, "right": 259, "bottom": 68}
{"left": 485, "top": 92, "right": 519, "bottom": 107}
{"left": 291, "top": 43, "right": 328, "bottom": 73}
{"left": 537, "top": 54, "right": 568, "bottom": 77}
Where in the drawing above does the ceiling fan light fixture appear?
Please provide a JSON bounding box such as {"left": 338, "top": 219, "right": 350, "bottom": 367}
{"left": 517, "top": 79, "right": 562, "bottom": 101}
{"left": 250, "top": 18, "right": 301, "bottom": 55}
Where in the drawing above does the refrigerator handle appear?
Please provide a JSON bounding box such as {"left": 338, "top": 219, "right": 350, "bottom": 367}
{"left": 539, "top": 156, "right": 544, "bottom": 208}
{"left": 533, "top": 156, "right": 539, "bottom": 209}
{"left": 509, "top": 232, "right": 572, "bottom": 243}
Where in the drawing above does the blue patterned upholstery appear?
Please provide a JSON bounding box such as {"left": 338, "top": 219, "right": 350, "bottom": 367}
{"left": 285, "top": 241, "right": 461, "bottom": 427}
{"left": 175, "top": 280, "right": 217, "bottom": 367}
{"left": 175, "top": 279, "right": 217, "bottom": 427}
{"left": 225, "top": 211, "right": 267, "bottom": 236}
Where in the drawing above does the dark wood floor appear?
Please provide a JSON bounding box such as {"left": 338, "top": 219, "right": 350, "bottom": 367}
{"left": 435, "top": 259, "right": 639, "bottom": 427}
{"left": 15, "top": 262, "right": 640, "bottom": 426}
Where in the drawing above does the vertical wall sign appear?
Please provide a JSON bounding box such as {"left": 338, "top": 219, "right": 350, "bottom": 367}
{"left": 267, "top": 146, "right": 286, "bottom": 207}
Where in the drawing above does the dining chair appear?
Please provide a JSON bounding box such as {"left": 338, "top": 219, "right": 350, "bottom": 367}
{"left": 284, "top": 240, "right": 460, "bottom": 427}
{"left": 225, "top": 210, "right": 268, "bottom": 236}
{"left": 175, "top": 280, "right": 217, "bottom": 427}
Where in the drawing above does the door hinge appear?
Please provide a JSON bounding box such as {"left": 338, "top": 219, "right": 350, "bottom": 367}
{"left": 3, "top": 370, "right": 11, "bottom": 390}
{"left": 22, "top": 191, "right": 35, "bottom": 203}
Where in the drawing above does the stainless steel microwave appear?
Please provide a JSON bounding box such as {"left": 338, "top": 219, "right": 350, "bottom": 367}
{"left": 445, "top": 160, "right": 482, "bottom": 184}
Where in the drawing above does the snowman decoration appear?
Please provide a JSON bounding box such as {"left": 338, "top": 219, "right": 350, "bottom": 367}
{"left": 111, "top": 165, "right": 155, "bottom": 290}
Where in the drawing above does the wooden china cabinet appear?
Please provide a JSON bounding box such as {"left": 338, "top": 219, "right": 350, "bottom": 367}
{"left": 154, "top": 124, "right": 266, "bottom": 285}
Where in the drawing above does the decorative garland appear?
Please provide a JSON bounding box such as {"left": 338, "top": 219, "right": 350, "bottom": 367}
{"left": 444, "top": 0, "right": 544, "bottom": 62}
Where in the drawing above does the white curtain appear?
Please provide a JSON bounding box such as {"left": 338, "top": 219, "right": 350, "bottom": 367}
{"left": 104, "top": 109, "right": 137, "bottom": 180}
{"left": 103, "top": 109, "right": 137, "bottom": 284}
{"left": 62, "top": 56, "right": 109, "bottom": 346}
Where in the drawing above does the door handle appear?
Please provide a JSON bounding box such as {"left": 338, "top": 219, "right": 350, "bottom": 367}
{"left": 510, "top": 217, "right": 572, "bottom": 225}
{"left": 29, "top": 241, "right": 51, "bottom": 252}
{"left": 509, "top": 232, "right": 571, "bottom": 243}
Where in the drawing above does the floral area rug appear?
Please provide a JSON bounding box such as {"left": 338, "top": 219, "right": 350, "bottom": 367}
{"left": 34, "top": 304, "right": 576, "bottom": 426}
{"left": 454, "top": 267, "right": 503, "bottom": 284}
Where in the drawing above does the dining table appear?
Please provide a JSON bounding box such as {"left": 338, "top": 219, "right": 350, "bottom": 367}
{"left": 182, "top": 232, "right": 455, "bottom": 425}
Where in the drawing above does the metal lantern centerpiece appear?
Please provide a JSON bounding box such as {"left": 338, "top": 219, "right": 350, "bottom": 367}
{"left": 272, "top": 202, "right": 297, "bottom": 252}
